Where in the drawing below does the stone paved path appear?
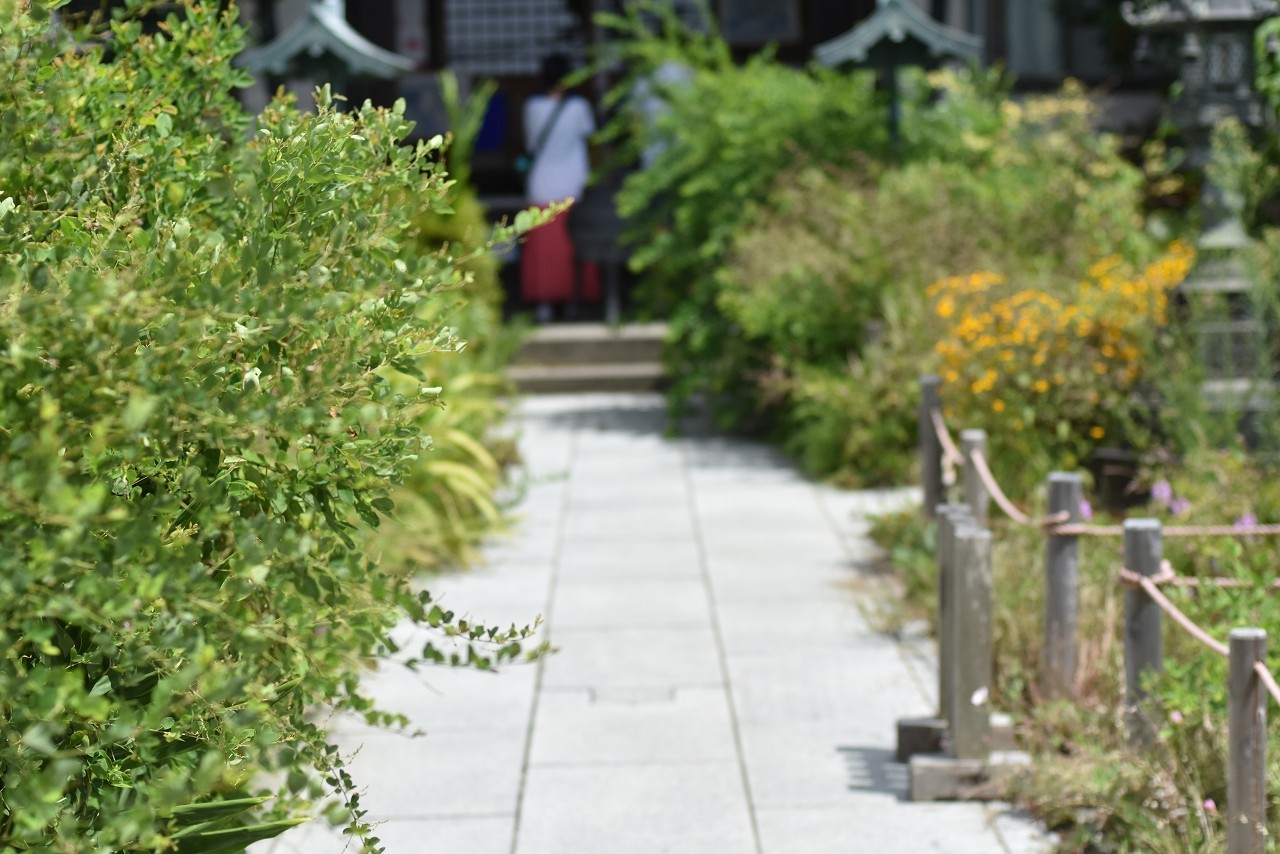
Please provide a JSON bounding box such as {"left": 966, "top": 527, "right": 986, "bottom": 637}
{"left": 254, "top": 393, "right": 1050, "bottom": 853}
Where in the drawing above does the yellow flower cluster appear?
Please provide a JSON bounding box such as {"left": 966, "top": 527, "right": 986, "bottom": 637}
{"left": 929, "top": 241, "right": 1195, "bottom": 434}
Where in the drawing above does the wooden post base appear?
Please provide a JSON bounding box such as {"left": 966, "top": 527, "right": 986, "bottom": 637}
{"left": 896, "top": 713, "right": 1017, "bottom": 762}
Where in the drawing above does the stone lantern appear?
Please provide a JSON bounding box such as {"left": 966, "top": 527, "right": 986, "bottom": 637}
{"left": 1124, "top": 0, "right": 1279, "bottom": 403}
{"left": 1124, "top": 0, "right": 1277, "bottom": 162}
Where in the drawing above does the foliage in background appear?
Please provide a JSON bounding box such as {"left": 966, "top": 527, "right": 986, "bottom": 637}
{"left": 597, "top": 7, "right": 1185, "bottom": 485}
{"left": 870, "top": 446, "right": 1280, "bottom": 851}
{"left": 382, "top": 71, "right": 525, "bottom": 574}
{"left": 595, "top": 2, "right": 889, "bottom": 428}
{"left": 656, "top": 60, "right": 1174, "bottom": 488}
{"left": 0, "top": 2, "right": 538, "bottom": 850}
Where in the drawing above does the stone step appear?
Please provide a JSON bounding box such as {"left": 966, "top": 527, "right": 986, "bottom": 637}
{"left": 514, "top": 322, "right": 666, "bottom": 367}
{"left": 508, "top": 362, "right": 667, "bottom": 395}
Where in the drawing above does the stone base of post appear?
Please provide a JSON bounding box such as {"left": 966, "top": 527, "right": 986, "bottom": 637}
{"left": 908, "top": 750, "right": 1031, "bottom": 802}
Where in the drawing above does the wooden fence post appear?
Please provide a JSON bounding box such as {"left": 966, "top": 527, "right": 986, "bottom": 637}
{"left": 936, "top": 504, "right": 971, "bottom": 726}
{"left": 1228, "top": 628, "right": 1267, "bottom": 854}
{"left": 1123, "top": 519, "right": 1163, "bottom": 746}
{"left": 950, "top": 524, "right": 993, "bottom": 761}
{"left": 1043, "top": 472, "right": 1083, "bottom": 700}
{"left": 961, "top": 429, "right": 989, "bottom": 528}
{"left": 919, "top": 374, "right": 943, "bottom": 520}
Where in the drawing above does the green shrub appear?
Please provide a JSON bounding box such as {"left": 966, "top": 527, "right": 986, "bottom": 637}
{"left": 0, "top": 3, "right": 541, "bottom": 849}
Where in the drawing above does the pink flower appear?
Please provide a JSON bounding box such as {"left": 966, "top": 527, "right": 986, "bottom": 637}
{"left": 1169, "top": 497, "right": 1190, "bottom": 516}
{"left": 1235, "top": 513, "right": 1258, "bottom": 531}
{"left": 1079, "top": 499, "right": 1093, "bottom": 522}
{"left": 1170, "top": 711, "right": 1183, "bottom": 724}
{"left": 1204, "top": 798, "right": 1217, "bottom": 813}
{"left": 1152, "top": 479, "right": 1173, "bottom": 506}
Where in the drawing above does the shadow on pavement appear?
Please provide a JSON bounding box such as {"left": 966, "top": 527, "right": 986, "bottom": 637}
{"left": 837, "top": 745, "right": 909, "bottom": 799}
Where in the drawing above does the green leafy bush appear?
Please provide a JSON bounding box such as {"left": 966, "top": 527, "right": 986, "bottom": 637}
{"left": 0, "top": 3, "right": 540, "bottom": 849}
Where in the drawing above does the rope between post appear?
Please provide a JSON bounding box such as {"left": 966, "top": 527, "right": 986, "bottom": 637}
{"left": 1052, "top": 523, "right": 1125, "bottom": 536}
{"left": 1254, "top": 660, "right": 1280, "bottom": 708}
{"left": 1118, "top": 568, "right": 1230, "bottom": 657}
{"left": 1163, "top": 523, "right": 1280, "bottom": 537}
{"left": 969, "top": 448, "right": 1033, "bottom": 526}
{"left": 1051, "top": 522, "right": 1280, "bottom": 538}
{"left": 929, "top": 408, "right": 966, "bottom": 467}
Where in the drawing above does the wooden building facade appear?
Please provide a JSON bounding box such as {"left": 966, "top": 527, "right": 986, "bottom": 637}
{"left": 229, "top": 0, "right": 1159, "bottom": 198}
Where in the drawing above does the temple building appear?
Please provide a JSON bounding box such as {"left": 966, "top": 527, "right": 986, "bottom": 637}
{"left": 221, "top": 0, "right": 1166, "bottom": 199}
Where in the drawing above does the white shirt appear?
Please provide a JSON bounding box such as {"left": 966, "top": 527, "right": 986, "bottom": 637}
{"left": 523, "top": 94, "right": 596, "bottom": 206}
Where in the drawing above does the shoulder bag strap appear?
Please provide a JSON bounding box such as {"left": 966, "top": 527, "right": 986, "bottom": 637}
{"left": 529, "top": 96, "right": 571, "bottom": 166}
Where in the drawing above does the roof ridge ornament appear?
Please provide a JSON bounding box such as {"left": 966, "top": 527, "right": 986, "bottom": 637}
{"left": 236, "top": 0, "right": 414, "bottom": 80}
{"left": 813, "top": 1, "right": 984, "bottom": 149}
{"left": 814, "top": 0, "right": 983, "bottom": 68}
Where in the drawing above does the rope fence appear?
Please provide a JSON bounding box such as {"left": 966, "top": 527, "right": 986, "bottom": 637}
{"left": 968, "top": 447, "right": 1033, "bottom": 526}
{"left": 1113, "top": 526, "right": 1277, "bottom": 854}
{"left": 926, "top": 399, "right": 1280, "bottom": 539}
{"left": 1256, "top": 660, "right": 1280, "bottom": 708}
{"left": 929, "top": 406, "right": 965, "bottom": 468}
{"left": 912, "top": 375, "right": 1280, "bottom": 845}
{"left": 1118, "top": 566, "right": 1231, "bottom": 657}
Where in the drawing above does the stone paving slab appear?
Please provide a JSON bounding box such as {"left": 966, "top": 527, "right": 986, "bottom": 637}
{"left": 326, "top": 662, "right": 537, "bottom": 734}
{"left": 714, "top": 598, "right": 876, "bottom": 655}
{"left": 331, "top": 727, "right": 527, "bottom": 820}
{"left": 528, "top": 686, "right": 738, "bottom": 765}
{"left": 514, "top": 762, "right": 757, "bottom": 854}
{"left": 555, "top": 539, "right": 703, "bottom": 580}
{"left": 539, "top": 625, "right": 723, "bottom": 691}
{"left": 254, "top": 392, "right": 1051, "bottom": 854}
{"left": 552, "top": 577, "right": 711, "bottom": 629}
{"left": 561, "top": 507, "right": 696, "bottom": 542}
{"left": 754, "top": 801, "right": 1021, "bottom": 854}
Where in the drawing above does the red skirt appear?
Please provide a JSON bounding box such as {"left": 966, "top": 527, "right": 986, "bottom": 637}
{"left": 520, "top": 206, "right": 600, "bottom": 304}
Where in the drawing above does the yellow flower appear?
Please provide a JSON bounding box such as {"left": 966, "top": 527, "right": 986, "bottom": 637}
{"left": 936, "top": 295, "right": 955, "bottom": 319}
{"left": 992, "top": 400, "right": 1006, "bottom": 413}
{"left": 1033, "top": 379, "right": 1050, "bottom": 393}
{"left": 1090, "top": 426, "right": 1105, "bottom": 440}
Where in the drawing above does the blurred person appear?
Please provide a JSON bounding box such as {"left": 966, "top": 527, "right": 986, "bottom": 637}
{"left": 521, "top": 52, "right": 599, "bottom": 322}
{"left": 633, "top": 59, "right": 692, "bottom": 170}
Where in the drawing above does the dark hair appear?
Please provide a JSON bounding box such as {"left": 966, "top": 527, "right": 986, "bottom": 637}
{"left": 540, "top": 53, "right": 573, "bottom": 89}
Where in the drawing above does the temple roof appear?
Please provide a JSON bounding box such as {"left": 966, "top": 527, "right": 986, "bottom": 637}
{"left": 236, "top": 0, "right": 414, "bottom": 79}
{"left": 813, "top": 0, "right": 983, "bottom": 68}
{"left": 1121, "top": 0, "right": 1279, "bottom": 29}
